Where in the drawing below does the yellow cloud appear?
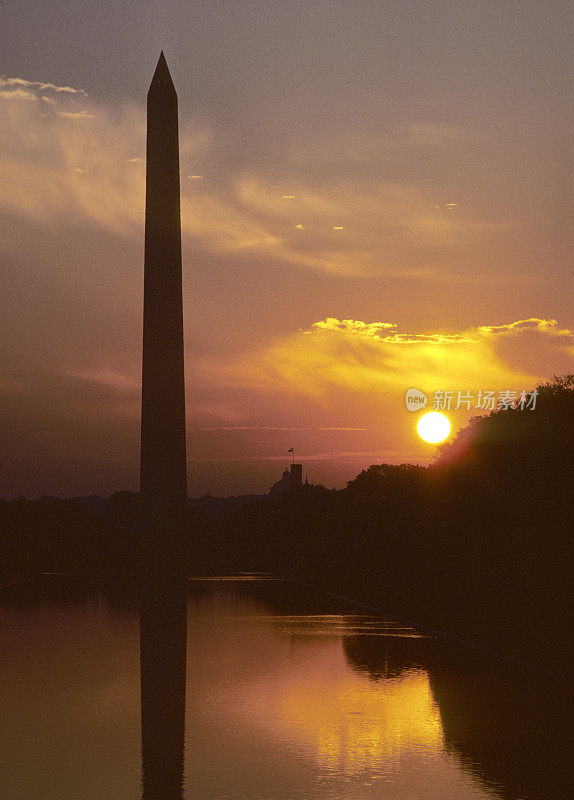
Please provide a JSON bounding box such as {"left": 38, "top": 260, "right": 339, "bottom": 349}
{"left": 477, "top": 318, "right": 559, "bottom": 336}
{"left": 311, "top": 319, "right": 397, "bottom": 337}
{"left": 205, "top": 318, "right": 574, "bottom": 404}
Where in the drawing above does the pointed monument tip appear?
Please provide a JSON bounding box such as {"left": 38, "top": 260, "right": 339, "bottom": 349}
{"left": 150, "top": 51, "right": 175, "bottom": 90}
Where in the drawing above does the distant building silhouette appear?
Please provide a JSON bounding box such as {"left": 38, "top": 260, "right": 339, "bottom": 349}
{"left": 268, "top": 463, "right": 303, "bottom": 500}
{"left": 140, "top": 53, "right": 187, "bottom": 570}
{"left": 290, "top": 463, "right": 303, "bottom": 489}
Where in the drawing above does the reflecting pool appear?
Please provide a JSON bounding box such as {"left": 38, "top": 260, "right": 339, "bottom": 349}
{"left": 0, "top": 574, "right": 568, "bottom": 799}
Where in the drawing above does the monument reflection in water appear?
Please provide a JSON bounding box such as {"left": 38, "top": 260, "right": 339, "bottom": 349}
{"left": 139, "top": 581, "right": 187, "bottom": 800}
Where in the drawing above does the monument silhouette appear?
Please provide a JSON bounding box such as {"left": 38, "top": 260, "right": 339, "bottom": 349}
{"left": 138, "top": 55, "right": 188, "bottom": 800}
{"left": 140, "top": 52, "right": 187, "bottom": 569}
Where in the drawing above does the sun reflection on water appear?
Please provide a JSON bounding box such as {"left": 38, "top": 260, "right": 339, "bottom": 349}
{"left": 275, "top": 666, "right": 443, "bottom": 776}
{"left": 199, "top": 607, "right": 445, "bottom": 782}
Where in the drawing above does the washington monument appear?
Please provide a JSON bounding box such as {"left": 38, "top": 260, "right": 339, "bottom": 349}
{"left": 140, "top": 52, "right": 187, "bottom": 568}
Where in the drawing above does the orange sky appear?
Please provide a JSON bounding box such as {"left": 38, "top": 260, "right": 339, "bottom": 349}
{"left": 0, "top": 1, "right": 572, "bottom": 497}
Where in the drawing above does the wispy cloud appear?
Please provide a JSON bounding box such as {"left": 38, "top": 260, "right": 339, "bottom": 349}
{"left": 68, "top": 368, "right": 140, "bottom": 394}
{"left": 0, "top": 81, "right": 147, "bottom": 235}
{"left": 408, "top": 122, "right": 463, "bottom": 145}
{"left": 0, "top": 88, "right": 37, "bottom": 101}
{"left": 0, "top": 76, "right": 86, "bottom": 96}
{"left": 0, "top": 79, "right": 514, "bottom": 281}
{"left": 189, "top": 450, "right": 419, "bottom": 463}
{"left": 199, "top": 426, "right": 368, "bottom": 431}
{"left": 57, "top": 110, "right": 96, "bottom": 119}
{"left": 233, "top": 175, "right": 508, "bottom": 279}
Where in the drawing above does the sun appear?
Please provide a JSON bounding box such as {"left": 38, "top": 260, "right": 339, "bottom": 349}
{"left": 417, "top": 411, "right": 451, "bottom": 444}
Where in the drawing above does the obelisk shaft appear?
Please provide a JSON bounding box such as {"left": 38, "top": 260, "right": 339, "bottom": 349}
{"left": 140, "top": 53, "right": 187, "bottom": 567}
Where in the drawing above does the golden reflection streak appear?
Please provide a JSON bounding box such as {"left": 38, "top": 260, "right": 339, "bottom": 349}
{"left": 239, "top": 664, "right": 443, "bottom": 777}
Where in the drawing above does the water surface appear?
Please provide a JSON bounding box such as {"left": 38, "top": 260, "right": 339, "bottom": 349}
{"left": 0, "top": 575, "right": 568, "bottom": 799}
